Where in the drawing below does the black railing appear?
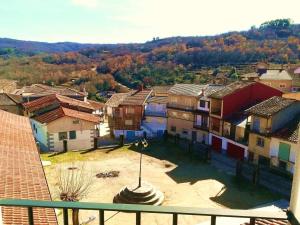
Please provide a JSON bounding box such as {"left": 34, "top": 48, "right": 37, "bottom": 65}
{"left": 0, "top": 198, "right": 291, "bottom": 225}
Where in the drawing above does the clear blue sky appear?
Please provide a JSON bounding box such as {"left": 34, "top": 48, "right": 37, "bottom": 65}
{"left": 1, "top": 0, "right": 300, "bottom": 44}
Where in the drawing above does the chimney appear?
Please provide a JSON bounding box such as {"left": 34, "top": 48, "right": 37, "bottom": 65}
{"left": 138, "top": 84, "right": 144, "bottom": 92}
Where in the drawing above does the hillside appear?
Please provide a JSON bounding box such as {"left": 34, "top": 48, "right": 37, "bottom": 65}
{"left": 0, "top": 19, "right": 300, "bottom": 98}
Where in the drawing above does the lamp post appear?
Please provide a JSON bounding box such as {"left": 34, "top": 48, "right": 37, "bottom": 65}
{"left": 135, "top": 139, "right": 148, "bottom": 188}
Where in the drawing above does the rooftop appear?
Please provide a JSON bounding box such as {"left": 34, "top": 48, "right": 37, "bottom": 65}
{"left": 200, "top": 84, "right": 225, "bottom": 100}
{"left": 152, "top": 86, "right": 172, "bottom": 94}
{"left": 245, "top": 96, "right": 296, "bottom": 117}
{"left": 260, "top": 70, "right": 292, "bottom": 81}
{"left": 0, "top": 110, "right": 57, "bottom": 224}
{"left": 13, "top": 84, "right": 85, "bottom": 97}
{"left": 120, "top": 89, "right": 152, "bottom": 106}
{"left": 0, "top": 93, "right": 23, "bottom": 105}
{"left": 23, "top": 94, "right": 94, "bottom": 113}
{"left": 34, "top": 106, "right": 100, "bottom": 124}
{"left": 168, "top": 84, "right": 206, "bottom": 97}
{"left": 105, "top": 92, "right": 132, "bottom": 107}
{"left": 209, "top": 81, "right": 254, "bottom": 99}
{"left": 147, "top": 96, "right": 168, "bottom": 104}
{"left": 87, "top": 99, "right": 105, "bottom": 109}
{"left": 273, "top": 116, "right": 300, "bottom": 143}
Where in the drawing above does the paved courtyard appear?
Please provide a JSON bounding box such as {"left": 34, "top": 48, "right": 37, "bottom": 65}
{"left": 41, "top": 141, "right": 280, "bottom": 225}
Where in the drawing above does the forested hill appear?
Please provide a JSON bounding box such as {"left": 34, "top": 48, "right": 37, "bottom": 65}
{"left": 0, "top": 19, "right": 300, "bottom": 98}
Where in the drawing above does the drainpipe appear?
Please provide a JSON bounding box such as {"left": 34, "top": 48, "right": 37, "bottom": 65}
{"left": 289, "top": 128, "right": 300, "bottom": 222}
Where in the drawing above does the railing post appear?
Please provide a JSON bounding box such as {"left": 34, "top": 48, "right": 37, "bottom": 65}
{"left": 173, "top": 213, "right": 178, "bottom": 225}
{"left": 136, "top": 212, "right": 141, "bottom": 225}
{"left": 99, "top": 210, "right": 104, "bottom": 225}
{"left": 28, "top": 207, "right": 34, "bottom": 225}
{"left": 211, "top": 215, "right": 216, "bottom": 225}
{"left": 250, "top": 218, "right": 255, "bottom": 225}
{"left": 63, "top": 208, "right": 69, "bottom": 225}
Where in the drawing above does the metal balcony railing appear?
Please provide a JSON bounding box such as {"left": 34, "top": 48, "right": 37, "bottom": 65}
{"left": 0, "top": 198, "right": 292, "bottom": 225}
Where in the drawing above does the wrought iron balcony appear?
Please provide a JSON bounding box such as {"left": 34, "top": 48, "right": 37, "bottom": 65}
{"left": 0, "top": 198, "right": 293, "bottom": 225}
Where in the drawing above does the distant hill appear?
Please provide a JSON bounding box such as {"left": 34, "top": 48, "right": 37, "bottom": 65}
{"left": 0, "top": 18, "right": 300, "bottom": 98}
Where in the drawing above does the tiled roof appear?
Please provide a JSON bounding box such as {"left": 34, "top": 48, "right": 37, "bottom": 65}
{"left": 87, "top": 100, "right": 105, "bottom": 110}
{"left": 200, "top": 84, "right": 225, "bottom": 100}
{"left": 147, "top": 96, "right": 168, "bottom": 104}
{"left": 245, "top": 96, "right": 296, "bottom": 117}
{"left": 0, "top": 110, "right": 57, "bottom": 225}
{"left": 0, "top": 93, "right": 23, "bottom": 105}
{"left": 34, "top": 107, "right": 100, "bottom": 124}
{"left": 23, "top": 94, "right": 94, "bottom": 112}
{"left": 0, "top": 79, "right": 17, "bottom": 93}
{"left": 14, "top": 84, "right": 85, "bottom": 97}
{"left": 168, "top": 84, "right": 206, "bottom": 97}
{"left": 152, "top": 86, "right": 172, "bottom": 93}
{"left": 209, "top": 81, "right": 254, "bottom": 99}
{"left": 105, "top": 92, "right": 132, "bottom": 107}
{"left": 260, "top": 70, "right": 292, "bottom": 81}
{"left": 120, "top": 90, "right": 152, "bottom": 105}
{"left": 273, "top": 116, "right": 300, "bottom": 143}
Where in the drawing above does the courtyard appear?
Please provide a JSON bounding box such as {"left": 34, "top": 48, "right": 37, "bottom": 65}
{"left": 41, "top": 141, "right": 281, "bottom": 225}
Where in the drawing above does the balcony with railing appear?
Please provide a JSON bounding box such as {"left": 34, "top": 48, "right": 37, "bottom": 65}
{"left": 0, "top": 198, "right": 294, "bottom": 225}
{"left": 167, "top": 102, "right": 195, "bottom": 112}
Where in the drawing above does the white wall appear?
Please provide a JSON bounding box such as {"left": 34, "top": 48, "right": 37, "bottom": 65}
{"left": 30, "top": 119, "right": 49, "bottom": 152}
{"left": 51, "top": 129, "right": 94, "bottom": 152}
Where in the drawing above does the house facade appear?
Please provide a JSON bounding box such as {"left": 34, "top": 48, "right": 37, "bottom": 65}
{"left": 31, "top": 107, "right": 100, "bottom": 152}
{"left": 208, "top": 81, "right": 282, "bottom": 160}
{"left": 246, "top": 97, "right": 300, "bottom": 171}
{"left": 0, "top": 93, "right": 23, "bottom": 115}
{"left": 259, "top": 70, "right": 293, "bottom": 92}
{"left": 106, "top": 90, "right": 152, "bottom": 139}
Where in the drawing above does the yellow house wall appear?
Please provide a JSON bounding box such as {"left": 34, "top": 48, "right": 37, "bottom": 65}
{"left": 250, "top": 115, "right": 272, "bottom": 133}
{"left": 259, "top": 80, "right": 292, "bottom": 92}
{"left": 248, "top": 133, "right": 271, "bottom": 162}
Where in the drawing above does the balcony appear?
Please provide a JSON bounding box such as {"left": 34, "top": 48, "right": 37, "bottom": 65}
{"left": 167, "top": 103, "right": 195, "bottom": 112}
{"left": 144, "top": 110, "right": 167, "bottom": 117}
{"left": 193, "top": 123, "right": 209, "bottom": 131}
{"left": 0, "top": 198, "right": 292, "bottom": 225}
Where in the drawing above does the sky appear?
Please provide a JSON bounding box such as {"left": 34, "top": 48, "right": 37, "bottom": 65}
{"left": 0, "top": 0, "right": 300, "bottom": 44}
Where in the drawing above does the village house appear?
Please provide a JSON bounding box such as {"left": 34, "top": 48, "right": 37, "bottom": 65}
{"left": 291, "top": 67, "right": 300, "bottom": 92}
{"left": 259, "top": 69, "right": 293, "bottom": 92}
{"left": 23, "top": 94, "right": 95, "bottom": 117}
{"left": 208, "top": 81, "right": 282, "bottom": 160}
{"left": 0, "top": 110, "right": 57, "bottom": 224}
{"left": 246, "top": 96, "right": 300, "bottom": 170}
{"left": 13, "top": 83, "right": 86, "bottom": 101}
{"left": 31, "top": 107, "right": 100, "bottom": 152}
{"left": 283, "top": 92, "right": 300, "bottom": 101}
{"left": 143, "top": 95, "right": 168, "bottom": 137}
{"left": 0, "top": 93, "right": 23, "bottom": 115}
{"left": 151, "top": 85, "right": 172, "bottom": 96}
{"left": 109, "top": 89, "right": 152, "bottom": 139}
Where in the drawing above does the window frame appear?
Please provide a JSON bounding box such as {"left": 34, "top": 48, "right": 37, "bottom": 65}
{"left": 69, "top": 130, "right": 77, "bottom": 140}
{"left": 58, "top": 132, "right": 68, "bottom": 141}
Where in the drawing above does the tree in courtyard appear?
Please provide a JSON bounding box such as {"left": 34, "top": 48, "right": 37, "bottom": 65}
{"left": 57, "top": 164, "right": 94, "bottom": 225}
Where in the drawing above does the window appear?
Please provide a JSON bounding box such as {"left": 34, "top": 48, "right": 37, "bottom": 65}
{"left": 73, "top": 120, "right": 80, "bottom": 124}
{"left": 125, "top": 120, "right": 133, "bottom": 125}
{"left": 126, "top": 107, "right": 135, "bottom": 114}
{"left": 278, "top": 142, "right": 290, "bottom": 161}
{"left": 202, "top": 116, "right": 208, "bottom": 126}
{"left": 59, "top": 132, "right": 68, "bottom": 141}
{"left": 69, "top": 131, "right": 76, "bottom": 140}
{"left": 279, "top": 84, "right": 286, "bottom": 88}
{"left": 256, "top": 137, "right": 265, "bottom": 147}
{"left": 171, "top": 126, "right": 176, "bottom": 132}
{"left": 199, "top": 100, "right": 206, "bottom": 108}
{"left": 182, "top": 129, "right": 189, "bottom": 135}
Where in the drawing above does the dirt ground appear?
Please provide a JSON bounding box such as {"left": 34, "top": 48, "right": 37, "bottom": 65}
{"left": 41, "top": 142, "right": 279, "bottom": 225}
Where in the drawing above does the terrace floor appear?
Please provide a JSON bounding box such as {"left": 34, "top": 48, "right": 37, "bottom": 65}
{"left": 41, "top": 141, "right": 281, "bottom": 225}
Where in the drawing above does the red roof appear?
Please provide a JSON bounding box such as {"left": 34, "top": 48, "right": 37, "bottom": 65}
{"left": 87, "top": 100, "right": 105, "bottom": 109}
{"left": 0, "top": 110, "right": 57, "bottom": 224}
{"left": 34, "top": 107, "right": 100, "bottom": 124}
{"left": 23, "top": 94, "right": 95, "bottom": 112}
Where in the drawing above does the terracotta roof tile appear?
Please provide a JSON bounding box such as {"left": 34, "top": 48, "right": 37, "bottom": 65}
{"left": 0, "top": 110, "right": 57, "bottom": 225}
{"left": 168, "top": 84, "right": 205, "bottom": 97}
{"left": 245, "top": 96, "right": 296, "bottom": 117}
{"left": 147, "top": 96, "right": 168, "bottom": 104}
{"left": 34, "top": 107, "right": 100, "bottom": 124}
{"left": 120, "top": 90, "right": 152, "bottom": 105}
{"left": 105, "top": 93, "right": 132, "bottom": 107}
{"left": 87, "top": 100, "right": 105, "bottom": 110}
{"left": 209, "top": 81, "right": 255, "bottom": 99}
{"left": 23, "top": 94, "right": 94, "bottom": 112}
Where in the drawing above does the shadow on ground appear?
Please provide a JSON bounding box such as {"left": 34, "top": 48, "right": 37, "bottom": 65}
{"left": 128, "top": 140, "right": 281, "bottom": 209}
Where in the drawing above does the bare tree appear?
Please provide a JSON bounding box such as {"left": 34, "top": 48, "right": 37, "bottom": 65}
{"left": 57, "top": 163, "right": 94, "bottom": 225}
